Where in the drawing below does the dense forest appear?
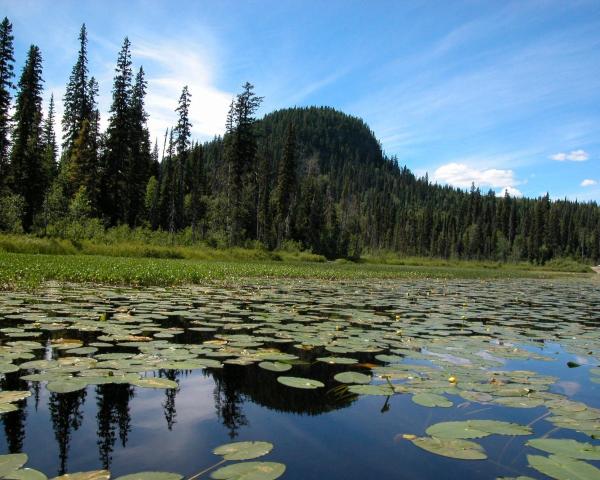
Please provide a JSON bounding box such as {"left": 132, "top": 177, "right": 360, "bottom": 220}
{"left": 0, "top": 19, "right": 599, "bottom": 262}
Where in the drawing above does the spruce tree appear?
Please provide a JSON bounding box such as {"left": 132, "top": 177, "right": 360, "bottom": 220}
{"left": 62, "top": 24, "right": 91, "bottom": 157}
{"left": 225, "top": 82, "right": 263, "bottom": 245}
{"left": 101, "top": 37, "right": 133, "bottom": 224}
{"left": 9, "top": 45, "right": 44, "bottom": 229}
{"left": 274, "top": 123, "right": 297, "bottom": 246}
{"left": 127, "top": 66, "right": 152, "bottom": 226}
{"left": 0, "top": 17, "right": 15, "bottom": 192}
{"left": 41, "top": 93, "right": 58, "bottom": 194}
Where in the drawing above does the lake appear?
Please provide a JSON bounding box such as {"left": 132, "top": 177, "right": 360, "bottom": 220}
{"left": 0, "top": 278, "right": 599, "bottom": 480}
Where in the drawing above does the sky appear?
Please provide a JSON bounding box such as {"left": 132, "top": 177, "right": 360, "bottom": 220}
{"left": 4, "top": 0, "right": 600, "bottom": 201}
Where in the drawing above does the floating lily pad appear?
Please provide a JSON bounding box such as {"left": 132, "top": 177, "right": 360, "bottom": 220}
{"left": 316, "top": 356, "right": 357, "bottom": 365}
{"left": 527, "top": 454, "right": 600, "bottom": 480}
{"left": 0, "top": 454, "right": 28, "bottom": 477}
{"left": 426, "top": 420, "right": 531, "bottom": 439}
{"left": 258, "top": 362, "right": 291, "bottom": 373}
{"left": 412, "top": 393, "right": 453, "bottom": 408}
{"left": 526, "top": 439, "right": 600, "bottom": 460}
{"left": 5, "top": 468, "right": 48, "bottom": 480}
{"left": 131, "top": 378, "right": 178, "bottom": 389}
{"left": 46, "top": 379, "right": 88, "bottom": 394}
{"left": 114, "top": 473, "right": 182, "bottom": 480}
{"left": 347, "top": 384, "right": 394, "bottom": 396}
{"left": 213, "top": 441, "right": 273, "bottom": 460}
{"left": 210, "top": 462, "right": 286, "bottom": 480}
{"left": 333, "top": 372, "right": 371, "bottom": 384}
{"left": 276, "top": 376, "right": 323, "bottom": 389}
{"left": 411, "top": 437, "right": 487, "bottom": 460}
{"left": 50, "top": 471, "right": 110, "bottom": 480}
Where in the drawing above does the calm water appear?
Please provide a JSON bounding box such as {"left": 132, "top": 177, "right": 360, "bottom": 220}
{"left": 0, "top": 278, "right": 599, "bottom": 479}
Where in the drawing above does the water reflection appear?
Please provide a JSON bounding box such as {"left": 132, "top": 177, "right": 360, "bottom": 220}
{"left": 0, "top": 279, "right": 598, "bottom": 480}
{"left": 49, "top": 389, "right": 86, "bottom": 474}
{"left": 96, "top": 384, "right": 134, "bottom": 469}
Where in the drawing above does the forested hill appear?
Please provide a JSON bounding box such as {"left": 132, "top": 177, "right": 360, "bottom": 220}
{"left": 200, "top": 106, "right": 600, "bottom": 262}
{"left": 0, "top": 20, "right": 598, "bottom": 263}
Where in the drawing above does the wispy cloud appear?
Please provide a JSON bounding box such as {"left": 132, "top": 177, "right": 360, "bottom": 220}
{"left": 581, "top": 178, "right": 597, "bottom": 187}
{"left": 551, "top": 149, "right": 589, "bottom": 162}
{"left": 133, "top": 39, "right": 232, "bottom": 143}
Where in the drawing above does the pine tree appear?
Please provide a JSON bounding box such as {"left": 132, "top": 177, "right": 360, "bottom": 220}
{"left": 62, "top": 24, "right": 92, "bottom": 157}
{"left": 274, "top": 123, "right": 296, "bottom": 246}
{"left": 9, "top": 45, "right": 45, "bottom": 229}
{"left": 0, "top": 17, "right": 15, "bottom": 192}
{"left": 225, "top": 82, "right": 263, "bottom": 245}
{"left": 41, "top": 93, "right": 57, "bottom": 191}
{"left": 126, "top": 67, "right": 152, "bottom": 226}
{"left": 101, "top": 37, "right": 133, "bottom": 224}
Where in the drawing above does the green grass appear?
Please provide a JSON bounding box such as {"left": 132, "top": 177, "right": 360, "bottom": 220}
{"left": 0, "top": 250, "right": 591, "bottom": 289}
{"left": 0, "top": 233, "right": 326, "bottom": 263}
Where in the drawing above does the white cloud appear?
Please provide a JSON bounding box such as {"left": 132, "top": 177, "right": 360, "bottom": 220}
{"left": 550, "top": 149, "right": 589, "bottom": 162}
{"left": 132, "top": 39, "right": 232, "bottom": 144}
{"left": 581, "top": 178, "right": 597, "bottom": 187}
{"left": 497, "top": 186, "right": 523, "bottom": 197}
{"left": 432, "top": 162, "right": 517, "bottom": 189}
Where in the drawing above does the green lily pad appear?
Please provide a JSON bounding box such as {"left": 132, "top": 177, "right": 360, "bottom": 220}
{"left": 46, "top": 379, "right": 88, "bottom": 394}
{"left": 527, "top": 454, "right": 600, "bottom": 480}
{"left": 348, "top": 384, "right": 395, "bottom": 396}
{"left": 333, "top": 372, "right": 371, "bottom": 384}
{"left": 411, "top": 437, "right": 487, "bottom": 460}
{"left": 50, "top": 471, "right": 110, "bottom": 480}
{"left": 276, "top": 376, "right": 324, "bottom": 389}
{"left": 131, "top": 378, "right": 178, "bottom": 389}
{"left": 210, "top": 462, "right": 286, "bottom": 480}
{"left": 426, "top": 420, "right": 531, "bottom": 439}
{"left": 258, "top": 362, "right": 291, "bottom": 373}
{"left": 114, "top": 473, "right": 182, "bottom": 480}
{"left": 412, "top": 393, "right": 453, "bottom": 408}
{"left": 5, "top": 468, "right": 48, "bottom": 480}
{"left": 527, "top": 439, "right": 600, "bottom": 460}
{"left": 316, "top": 356, "right": 357, "bottom": 365}
{"left": 0, "top": 454, "right": 28, "bottom": 477}
{"left": 213, "top": 441, "right": 273, "bottom": 460}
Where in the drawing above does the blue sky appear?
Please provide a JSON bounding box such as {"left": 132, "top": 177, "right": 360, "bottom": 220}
{"left": 5, "top": 0, "right": 600, "bottom": 200}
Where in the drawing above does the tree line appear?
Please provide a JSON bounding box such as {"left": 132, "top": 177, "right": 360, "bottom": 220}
{"left": 0, "top": 19, "right": 598, "bottom": 262}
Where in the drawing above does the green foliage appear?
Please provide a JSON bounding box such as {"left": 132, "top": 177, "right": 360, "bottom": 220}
{"left": 0, "top": 193, "right": 25, "bottom": 233}
{"left": 0, "top": 19, "right": 599, "bottom": 266}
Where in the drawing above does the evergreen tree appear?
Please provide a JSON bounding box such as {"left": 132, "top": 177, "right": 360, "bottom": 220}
{"left": 126, "top": 67, "right": 152, "bottom": 226}
{"left": 101, "top": 37, "right": 133, "bottom": 224}
{"left": 9, "top": 45, "right": 44, "bottom": 229}
{"left": 0, "top": 17, "right": 15, "bottom": 192}
{"left": 225, "top": 82, "right": 263, "bottom": 245}
{"left": 42, "top": 93, "right": 57, "bottom": 179}
{"left": 62, "top": 24, "right": 92, "bottom": 157}
{"left": 274, "top": 123, "right": 296, "bottom": 246}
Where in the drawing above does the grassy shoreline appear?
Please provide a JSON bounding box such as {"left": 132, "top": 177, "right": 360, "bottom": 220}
{"left": 0, "top": 250, "right": 593, "bottom": 289}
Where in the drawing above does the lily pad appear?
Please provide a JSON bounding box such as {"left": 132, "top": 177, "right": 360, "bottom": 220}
{"left": 5, "top": 468, "right": 48, "bottom": 480}
{"left": 258, "top": 362, "right": 291, "bottom": 373}
{"left": 213, "top": 441, "right": 273, "bottom": 461}
{"left": 131, "top": 378, "right": 178, "bottom": 389}
{"left": 0, "top": 454, "right": 28, "bottom": 477}
{"left": 527, "top": 454, "right": 600, "bottom": 480}
{"left": 412, "top": 393, "right": 453, "bottom": 408}
{"left": 348, "top": 384, "right": 395, "bottom": 396}
{"left": 210, "top": 462, "right": 286, "bottom": 480}
{"left": 50, "top": 471, "right": 110, "bottom": 480}
{"left": 527, "top": 439, "right": 600, "bottom": 460}
{"left": 426, "top": 420, "right": 531, "bottom": 439}
{"left": 114, "top": 473, "right": 182, "bottom": 480}
{"left": 333, "top": 372, "right": 371, "bottom": 384}
{"left": 276, "top": 376, "right": 324, "bottom": 389}
{"left": 411, "top": 437, "right": 487, "bottom": 460}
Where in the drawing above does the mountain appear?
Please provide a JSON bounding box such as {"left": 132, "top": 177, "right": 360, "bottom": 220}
{"left": 200, "top": 106, "right": 599, "bottom": 262}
